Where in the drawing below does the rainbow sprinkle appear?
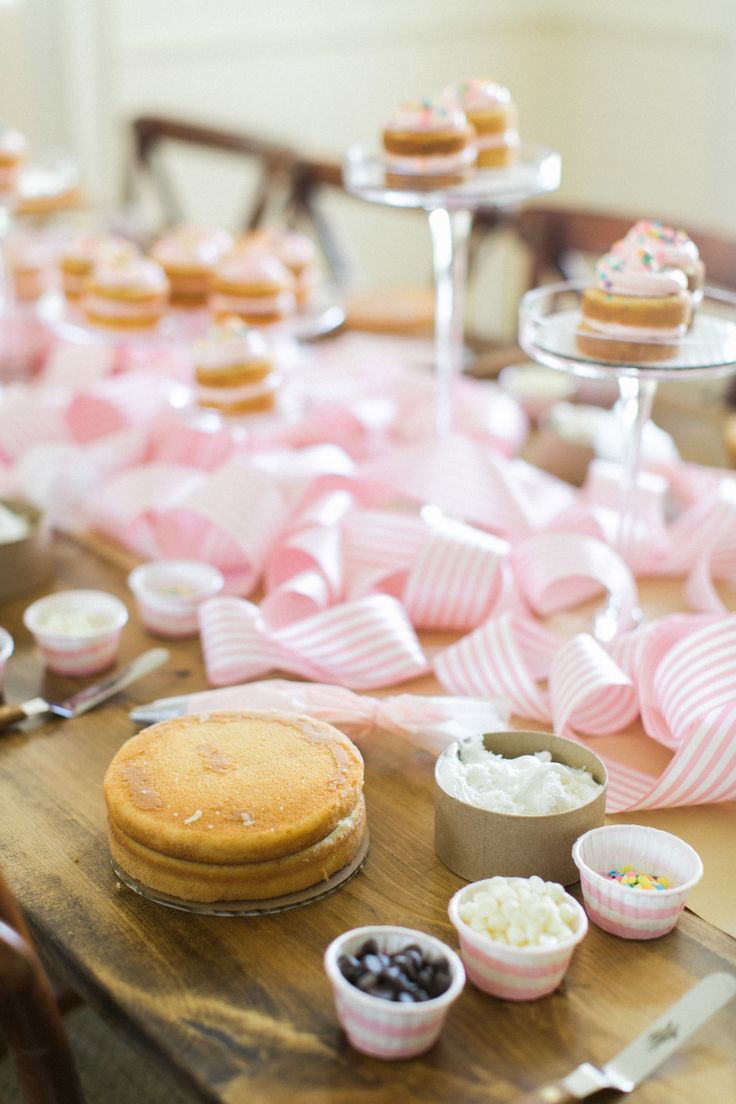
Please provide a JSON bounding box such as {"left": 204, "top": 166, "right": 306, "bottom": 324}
{"left": 606, "top": 865, "right": 672, "bottom": 891}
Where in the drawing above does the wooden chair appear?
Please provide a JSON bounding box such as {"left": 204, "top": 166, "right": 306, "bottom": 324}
{"left": 0, "top": 870, "right": 85, "bottom": 1103}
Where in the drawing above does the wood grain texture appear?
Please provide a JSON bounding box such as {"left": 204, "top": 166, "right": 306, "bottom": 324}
{"left": 0, "top": 534, "right": 734, "bottom": 1103}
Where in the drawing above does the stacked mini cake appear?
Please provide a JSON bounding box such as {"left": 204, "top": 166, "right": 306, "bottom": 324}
{"left": 104, "top": 710, "right": 367, "bottom": 904}
{"left": 193, "top": 315, "right": 281, "bottom": 415}
{"left": 150, "top": 225, "right": 233, "bottom": 308}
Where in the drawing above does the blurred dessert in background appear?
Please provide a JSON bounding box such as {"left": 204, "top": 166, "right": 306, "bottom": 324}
{"left": 210, "top": 246, "right": 295, "bottom": 324}
{"left": 382, "top": 99, "right": 477, "bottom": 189}
{"left": 614, "top": 219, "right": 705, "bottom": 306}
{"left": 445, "top": 78, "right": 519, "bottom": 168}
{"left": 0, "top": 125, "right": 28, "bottom": 202}
{"left": 150, "top": 224, "right": 233, "bottom": 308}
{"left": 193, "top": 315, "right": 281, "bottom": 414}
{"left": 6, "top": 227, "right": 63, "bottom": 302}
{"left": 59, "top": 233, "right": 138, "bottom": 303}
{"left": 82, "top": 250, "right": 170, "bottom": 330}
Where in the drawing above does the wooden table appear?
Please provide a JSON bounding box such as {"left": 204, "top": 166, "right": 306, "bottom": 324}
{"left": 1, "top": 531, "right": 735, "bottom": 1104}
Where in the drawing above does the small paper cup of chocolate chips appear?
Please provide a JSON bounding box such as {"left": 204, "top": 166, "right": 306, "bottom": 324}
{"left": 323, "top": 925, "right": 465, "bottom": 1060}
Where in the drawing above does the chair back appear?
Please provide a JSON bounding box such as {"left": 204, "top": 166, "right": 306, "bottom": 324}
{"left": 0, "top": 871, "right": 85, "bottom": 1104}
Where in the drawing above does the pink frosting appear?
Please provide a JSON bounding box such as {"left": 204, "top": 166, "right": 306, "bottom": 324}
{"left": 614, "top": 220, "right": 700, "bottom": 269}
{"left": 385, "top": 100, "right": 469, "bottom": 133}
{"left": 446, "top": 78, "right": 513, "bottom": 112}
{"left": 594, "top": 250, "right": 688, "bottom": 298}
{"left": 63, "top": 234, "right": 137, "bottom": 267}
{"left": 194, "top": 317, "right": 270, "bottom": 369}
{"left": 151, "top": 225, "right": 233, "bottom": 268}
{"left": 216, "top": 249, "right": 292, "bottom": 287}
{"left": 262, "top": 227, "right": 316, "bottom": 269}
{"left": 91, "top": 253, "right": 169, "bottom": 293}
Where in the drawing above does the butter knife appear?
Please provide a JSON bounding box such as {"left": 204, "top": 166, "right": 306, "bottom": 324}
{"left": 0, "top": 647, "right": 170, "bottom": 731}
{"left": 514, "top": 971, "right": 736, "bottom": 1102}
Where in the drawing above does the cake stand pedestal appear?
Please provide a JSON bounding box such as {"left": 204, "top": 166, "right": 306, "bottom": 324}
{"left": 519, "top": 279, "right": 736, "bottom": 639}
{"left": 343, "top": 143, "right": 561, "bottom": 436}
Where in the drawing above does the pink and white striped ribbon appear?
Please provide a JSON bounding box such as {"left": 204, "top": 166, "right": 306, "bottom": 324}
{"left": 199, "top": 593, "right": 428, "bottom": 689}
{"left": 65, "top": 369, "right": 179, "bottom": 443}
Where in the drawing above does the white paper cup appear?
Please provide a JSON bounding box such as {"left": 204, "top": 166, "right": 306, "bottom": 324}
{"left": 0, "top": 628, "right": 13, "bottom": 697}
{"left": 448, "top": 877, "right": 588, "bottom": 1001}
{"left": 324, "top": 925, "right": 465, "bottom": 1060}
{"left": 128, "top": 560, "right": 224, "bottom": 638}
{"left": 572, "top": 824, "right": 703, "bottom": 940}
{"left": 23, "top": 589, "right": 129, "bottom": 676}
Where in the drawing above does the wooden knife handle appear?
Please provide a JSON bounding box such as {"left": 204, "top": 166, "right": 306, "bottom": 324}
{"left": 0, "top": 704, "right": 27, "bottom": 732}
{"left": 513, "top": 1083, "right": 579, "bottom": 1104}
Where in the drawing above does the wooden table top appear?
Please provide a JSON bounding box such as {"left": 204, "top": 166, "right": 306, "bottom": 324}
{"left": 1, "top": 532, "right": 735, "bottom": 1104}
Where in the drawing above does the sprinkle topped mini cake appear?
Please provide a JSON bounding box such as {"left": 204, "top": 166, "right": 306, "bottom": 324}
{"left": 382, "top": 99, "right": 477, "bottom": 188}
{"left": 82, "top": 250, "right": 170, "bottom": 330}
{"left": 150, "top": 225, "right": 233, "bottom": 307}
{"left": 614, "top": 219, "right": 705, "bottom": 304}
{"left": 446, "top": 79, "right": 519, "bottom": 168}
{"left": 210, "top": 247, "right": 296, "bottom": 325}
{"left": 0, "top": 125, "right": 28, "bottom": 200}
{"left": 103, "top": 710, "right": 367, "bottom": 903}
{"left": 193, "top": 315, "right": 281, "bottom": 415}
{"left": 578, "top": 247, "right": 691, "bottom": 363}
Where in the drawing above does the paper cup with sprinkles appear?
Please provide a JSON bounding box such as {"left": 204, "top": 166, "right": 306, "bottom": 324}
{"left": 572, "top": 824, "right": 703, "bottom": 940}
{"left": 324, "top": 925, "right": 465, "bottom": 1060}
{"left": 448, "top": 876, "right": 588, "bottom": 1001}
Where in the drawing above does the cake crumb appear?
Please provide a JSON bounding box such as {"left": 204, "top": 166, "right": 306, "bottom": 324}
{"left": 183, "top": 809, "right": 203, "bottom": 825}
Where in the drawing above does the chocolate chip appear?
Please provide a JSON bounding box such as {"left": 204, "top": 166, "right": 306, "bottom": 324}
{"left": 338, "top": 939, "right": 452, "bottom": 1003}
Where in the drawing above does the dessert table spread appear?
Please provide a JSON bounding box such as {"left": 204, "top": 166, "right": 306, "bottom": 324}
{"left": 1, "top": 329, "right": 736, "bottom": 1101}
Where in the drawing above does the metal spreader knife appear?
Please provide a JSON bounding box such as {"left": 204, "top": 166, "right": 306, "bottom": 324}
{"left": 514, "top": 971, "right": 736, "bottom": 1102}
{"left": 0, "top": 647, "right": 169, "bottom": 732}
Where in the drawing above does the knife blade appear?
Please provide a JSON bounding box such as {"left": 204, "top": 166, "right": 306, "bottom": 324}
{"left": 0, "top": 647, "right": 170, "bottom": 732}
{"left": 129, "top": 693, "right": 191, "bottom": 725}
{"left": 513, "top": 971, "right": 736, "bottom": 1102}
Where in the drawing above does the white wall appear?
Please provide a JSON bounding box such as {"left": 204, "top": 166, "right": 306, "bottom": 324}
{"left": 4, "top": 0, "right": 736, "bottom": 306}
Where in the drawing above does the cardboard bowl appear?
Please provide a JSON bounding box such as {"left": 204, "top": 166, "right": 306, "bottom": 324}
{"left": 434, "top": 729, "right": 607, "bottom": 886}
{"left": 0, "top": 498, "right": 52, "bottom": 600}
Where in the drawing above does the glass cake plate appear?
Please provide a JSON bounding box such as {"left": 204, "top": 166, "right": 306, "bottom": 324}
{"left": 111, "top": 831, "right": 369, "bottom": 916}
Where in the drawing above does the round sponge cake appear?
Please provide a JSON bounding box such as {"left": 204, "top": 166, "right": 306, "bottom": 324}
{"left": 104, "top": 710, "right": 366, "bottom": 902}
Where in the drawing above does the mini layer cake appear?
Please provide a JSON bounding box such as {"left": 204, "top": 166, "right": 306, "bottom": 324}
{"left": 266, "top": 227, "right": 318, "bottom": 309}
{"left": 382, "top": 100, "right": 477, "bottom": 189}
{"left": 210, "top": 248, "right": 295, "bottom": 324}
{"left": 60, "top": 234, "right": 137, "bottom": 302}
{"left": 614, "top": 219, "right": 705, "bottom": 306}
{"left": 103, "top": 710, "right": 367, "bottom": 903}
{"left": 82, "top": 251, "right": 170, "bottom": 330}
{"left": 150, "top": 225, "right": 233, "bottom": 308}
{"left": 7, "top": 229, "right": 60, "bottom": 301}
{"left": 193, "top": 315, "right": 280, "bottom": 415}
{"left": 0, "top": 126, "right": 27, "bottom": 201}
{"left": 447, "top": 78, "right": 519, "bottom": 168}
{"left": 578, "top": 249, "right": 690, "bottom": 363}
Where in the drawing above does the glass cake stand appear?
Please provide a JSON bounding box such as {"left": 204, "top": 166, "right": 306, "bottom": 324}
{"left": 519, "top": 279, "right": 736, "bottom": 639}
{"left": 343, "top": 142, "right": 561, "bottom": 435}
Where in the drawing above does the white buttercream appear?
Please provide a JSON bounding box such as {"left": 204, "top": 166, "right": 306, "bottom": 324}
{"left": 384, "top": 144, "right": 477, "bottom": 174}
{"left": 385, "top": 100, "right": 469, "bottom": 133}
{"left": 594, "top": 251, "right": 687, "bottom": 298}
{"left": 151, "top": 225, "right": 233, "bottom": 268}
{"left": 616, "top": 219, "right": 700, "bottom": 270}
{"left": 194, "top": 318, "right": 270, "bottom": 369}
{"left": 210, "top": 290, "right": 295, "bottom": 315}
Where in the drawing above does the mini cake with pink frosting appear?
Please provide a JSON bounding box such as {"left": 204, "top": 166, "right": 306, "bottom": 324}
{"left": 0, "top": 126, "right": 28, "bottom": 201}
{"left": 264, "top": 227, "right": 318, "bottom": 309}
{"left": 193, "top": 315, "right": 280, "bottom": 414}
{"left": 82, "top": 250, "right": 170, "bottom": 330}
{"left": 578, "top": 248, "right": 691, "bottom": 362}
{"left": 210, "top": 248, "right": 295, "bottom": 325}
{"left": 7, "top": 229, "right": 62, "bottom": 301}
{"left": 445, "top": 79, "right": 519, "bottom": 168}
{"left": 382, "top": 100, "right": 477, "bottom": 188}
{"left": 614, "top": 220, "right": 705, "bottom": 305}
{"left": 150, "top": 225, "right": 233, "bottom": 307}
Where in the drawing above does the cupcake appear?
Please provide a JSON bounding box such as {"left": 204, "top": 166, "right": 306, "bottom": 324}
{"left": 446, "top": 79, "right": 519, "bottom": 168}
{"left": 578, "top": 248, "right": 691, "bottom": 363}
{"left": 150, "top": 224, "right": 233, "bottom": 308}
{"left": 614, "top": 219, "right": 705, "bottom": 306}
{"left": 82, "top": 250, "right": 170, "bottom": 330}
{"left": 193, "top": 315, "right": 281, "bottom": 415}
{"left": 210, "top": 248, "right": 295, "bottom": 325}
{"left": 0, "top": 126, "right": 27, "bottom": 202}
{"left": 59, "top": 233, "right": 137, "bottom": 302}
{"left": 382, "top": 100, "right": 477, "bottom": 189}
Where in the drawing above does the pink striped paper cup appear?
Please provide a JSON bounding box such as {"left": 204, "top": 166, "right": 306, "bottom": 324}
{"left": 23, "top": 590, "right": 128, "bottom": 677}
{"left": 324, "top": 925, "right": 465, "bottom": 1060}
{"left": 128, "top": 560, "right": 224, "bottom": 639}
{"left": 448, "top": 879, "right": 588, "bottom": 1001}
{"left": 572, "top": 824, "right": 703, "bottom": 940}
{"left": 0, "top": 628, "right": 13, "bottom": 697}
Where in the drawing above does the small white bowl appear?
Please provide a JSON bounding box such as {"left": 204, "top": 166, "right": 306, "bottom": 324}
{"left": 128, "top": 560, "right": 224, "bottom": 639}
{"left": 324, "top": 925, "right": 465, "bottom": 1060}
{"left": 0, "top": 628, "right": 13, "bottom": 696}
{"left": 572, "top": 824, "right": 703, "bottom": 940}
{"left": 23, "top": 589, "right": 129, "bottom": 677}
{"left": 448, "top": 877, "right": 588, "bottom": 1001}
